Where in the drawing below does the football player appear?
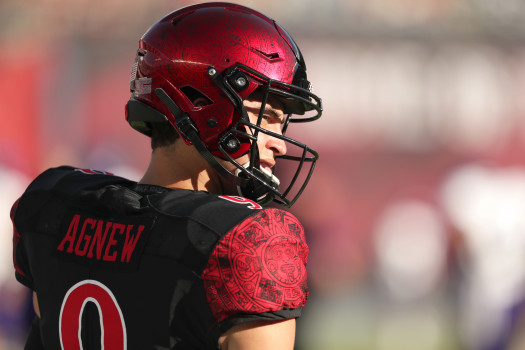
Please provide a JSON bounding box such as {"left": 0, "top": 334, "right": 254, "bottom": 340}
{"left": 11, "top": 2, "right": 322, "bottom": 349}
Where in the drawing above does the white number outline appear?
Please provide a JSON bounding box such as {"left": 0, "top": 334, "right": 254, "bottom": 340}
{"left": 59, "top": 279, "right": 127, "bottom": 350}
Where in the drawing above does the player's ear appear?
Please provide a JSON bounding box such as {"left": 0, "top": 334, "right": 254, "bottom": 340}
{"left": 193, "top": 97, "right": 211, "bottom": 107}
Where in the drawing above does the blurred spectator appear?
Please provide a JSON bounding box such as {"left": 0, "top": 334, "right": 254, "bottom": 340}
{"left": 441, "top": 163, "right": 525, "bottom": 350}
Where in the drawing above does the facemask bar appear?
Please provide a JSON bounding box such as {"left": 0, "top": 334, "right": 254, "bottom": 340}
{"left": 214, "top": 64, "right": 321, "bottom": 207}
{"left": 222, "top": 123, "right": 319, "bottom": 207}
{"left": 227, "top": 64, "right": 323, "bottom": 123}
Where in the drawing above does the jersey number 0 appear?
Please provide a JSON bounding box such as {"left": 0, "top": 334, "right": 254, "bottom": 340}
{"left": 59, "top": 280, "right": 127, "bottom": 350}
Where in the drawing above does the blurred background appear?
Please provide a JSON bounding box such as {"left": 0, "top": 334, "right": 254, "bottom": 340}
{"left": 2, "top": 0, "right": 525, "bottom": 349}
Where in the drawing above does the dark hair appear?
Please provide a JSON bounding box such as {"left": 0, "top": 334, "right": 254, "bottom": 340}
{"left": 150, "top": 122, "right": 179, "bottom": 149}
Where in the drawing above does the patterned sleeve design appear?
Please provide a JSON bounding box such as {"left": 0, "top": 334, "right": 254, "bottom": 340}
{"left": 202, "top": 208, "right": 309, "bottom": 323}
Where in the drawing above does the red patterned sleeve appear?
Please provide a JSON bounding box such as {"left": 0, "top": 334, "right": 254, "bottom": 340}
{"left": 202, "top": 208, "right": 309, "bottom": 323}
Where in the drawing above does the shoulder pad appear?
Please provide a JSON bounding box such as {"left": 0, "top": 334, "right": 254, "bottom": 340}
{"left": 15, "top": 166, "right": 135, "bottom": 233}
{"left": 146, "top": 191, "right": 262, "bottom": 237}
{"left": 24, "top": 166, "right": 131, "bottom": 195}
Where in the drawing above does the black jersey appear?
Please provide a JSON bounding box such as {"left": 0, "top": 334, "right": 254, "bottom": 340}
{"left": 11, "top": 166, "right": 309, "bottom": 350}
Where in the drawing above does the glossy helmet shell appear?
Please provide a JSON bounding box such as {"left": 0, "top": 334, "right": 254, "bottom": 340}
{"left": 126, "top": 2, "right": 306, "bottom": 157}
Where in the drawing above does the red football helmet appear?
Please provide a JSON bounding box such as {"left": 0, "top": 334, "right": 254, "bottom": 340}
{"left": 126, "top": 2, "right": 322, "bottom": 207}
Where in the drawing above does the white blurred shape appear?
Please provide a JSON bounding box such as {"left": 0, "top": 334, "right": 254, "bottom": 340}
{"left": 374, "top": 199, "right": 447, "bottom": 301}
{"left": 0, "top": 166, "right": 30, "bottom": 289}
{"left": 441, "top": 164, "right": 525, "bottom": 303}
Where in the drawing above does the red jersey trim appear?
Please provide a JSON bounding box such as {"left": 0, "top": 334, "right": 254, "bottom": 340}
{"left": 202, "top": 208, "right": 309, "bottom": 323}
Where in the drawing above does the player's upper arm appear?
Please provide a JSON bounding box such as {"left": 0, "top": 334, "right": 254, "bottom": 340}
{"left": 219, "top": 319, "right": 296, "bottom": 350}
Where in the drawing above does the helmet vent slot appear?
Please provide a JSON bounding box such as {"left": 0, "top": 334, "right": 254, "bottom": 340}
{"left": 253, "top": 48, "right": 280, "bottom": 60}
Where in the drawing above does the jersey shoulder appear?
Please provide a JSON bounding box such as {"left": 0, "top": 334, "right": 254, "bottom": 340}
{"left": 13, "top": 166, "right": 134, "bottom": 231}
{"left": 145, "top": 192, "right": 265, "bottom": 239}
{"left": 23, "top": 166, "right": 131, "bottom": 195}
{"left": 202, "top": 207, "right": 309, "bottom": 324}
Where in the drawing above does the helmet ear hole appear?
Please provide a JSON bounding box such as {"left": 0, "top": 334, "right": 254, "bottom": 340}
{"left": 180, "top": 86, "right": 212, "bottom": 107}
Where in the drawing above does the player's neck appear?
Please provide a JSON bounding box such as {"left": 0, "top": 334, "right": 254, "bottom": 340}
{"left": 139, "top": 142, "right": 224, "bottom": 194}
